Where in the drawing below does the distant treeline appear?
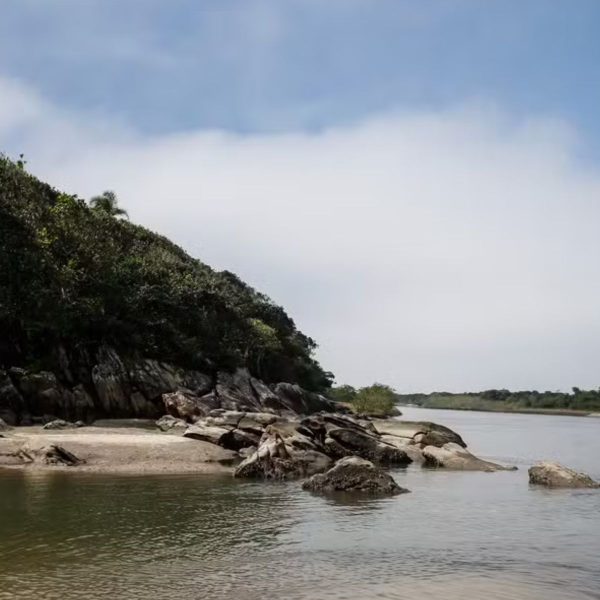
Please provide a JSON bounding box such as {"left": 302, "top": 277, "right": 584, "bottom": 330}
{"left": 397, "top": 388, "right": 600, "bottom": 412}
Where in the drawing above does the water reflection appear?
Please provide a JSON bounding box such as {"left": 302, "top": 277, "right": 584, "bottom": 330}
{"left": 1, "top": 408, "right": 600, "bottom": 600}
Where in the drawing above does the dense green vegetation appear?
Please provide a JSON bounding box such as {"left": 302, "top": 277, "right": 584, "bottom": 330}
{"left": 0, "top": 155, "right": 332, "bottom": 391}
{"left": 398, "top": 389, "right": 600, "bottom": 413}
{"left": 329, "top": 383, "right": 400, "bottom": 416}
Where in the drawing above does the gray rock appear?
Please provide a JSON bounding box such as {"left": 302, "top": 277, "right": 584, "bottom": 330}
{"left": 183, "top": 424, "right": 230, "bottom": 445}
{"left": 40, "top": 444, "right": 84, "bottom": 466}
{"left": 155, "top": 415, "right": 188, "bottom": 432}
{"left": 0, "top": 417, "right": 12, "bottom": 432}
{"left": 374, "top": 419, "right": 466, "bottom": 448}
{"left": 528, "top": 462, "right": 600, "bottom": 488}
{"left": 271, "top": 383, "right": 336, "bottom": 415}
{"left": 216, "top": 369, "right": 262, "bottom": 412}
{"left": 234, "top": 431, "right": 332, "bottom": 480}
{"left": 42, "top": 419, "right": 77, "bottom": 430}
{"left": 422, "top": 443, "right": 516, "bottom": 471}
{"left": 327, "top": 427, "right": 412, "bottom": 466}
{"left": 302, "top": 456, "right": 409, "bottom": 495}
{"left": 163, "top": 389, "right": 216, "bottom": 422}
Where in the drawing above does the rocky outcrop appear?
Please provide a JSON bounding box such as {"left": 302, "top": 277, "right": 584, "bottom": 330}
{"left": 422, "top": 443, "right": 516, "bottom": 471}
{"left": 0, "top": 417, "right": 12, "bottom": 432}
{"left": 234, "top": 430, "right": 332, "bottom": 480}
{"left": 302, "top": 456, "right": 409, "bottom": 495}
{"left": 231, "top": 412, "right": 412, "bottom": 480}
{"left": 2, "top": 344, "right": 340, "bottom": 425}
{"left": 528, "top": 462, "right": 600, "bottom": 489}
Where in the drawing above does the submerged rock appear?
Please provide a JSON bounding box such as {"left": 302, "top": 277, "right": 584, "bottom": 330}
{"left": 528, "top": 462, "right": 600, "bottom": 489}
{"left": 302, "top": 456, "right": 409, "bottom": 495}
{"left": 422, "top": 443, "right": 517, "bottom": 472}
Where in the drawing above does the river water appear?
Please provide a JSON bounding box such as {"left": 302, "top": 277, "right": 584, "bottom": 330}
{"left": 1, "top": 407, "right": 599, "bottom": 600}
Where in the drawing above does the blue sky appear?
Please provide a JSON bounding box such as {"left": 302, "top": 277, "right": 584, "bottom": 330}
{"left": 3, "top": 0, "right": 600, "bottom": 148}
{"left": 3, "top": 1, "right": 600, "bottom": 391}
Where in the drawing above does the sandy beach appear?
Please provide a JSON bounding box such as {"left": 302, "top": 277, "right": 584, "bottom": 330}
{"left": 0, "top": 425, "right": 238, "bottom": 475}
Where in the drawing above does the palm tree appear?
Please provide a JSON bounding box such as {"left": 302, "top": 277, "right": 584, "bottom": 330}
{"left": 89, "top": 190, "right": 128, "bottom": 218}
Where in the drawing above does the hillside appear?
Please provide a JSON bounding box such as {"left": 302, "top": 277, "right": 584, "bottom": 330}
{"left": 0, "top": 156, "right": 332, "bottom": 422}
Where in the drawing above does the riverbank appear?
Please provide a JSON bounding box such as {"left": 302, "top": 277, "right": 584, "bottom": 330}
{"left": 400, "top": 404, "right": 595, "bottom": 417}
{"left": 0, "top": 425, "right": 237, "bottom": 474}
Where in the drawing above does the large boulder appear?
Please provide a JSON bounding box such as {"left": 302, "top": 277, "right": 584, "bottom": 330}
{"left": 216, "top": 369, "right": 263, "bottom": 412}
{"left": 374, "top": 420, "right": 466, "bottom": 448}
{"left": 422, "top": 443, "right": 516, "bottom": 471}
{"left": 156, "top": 415, "right": 188, "bottom": 432}
{"left": 528, "top": 462, "right": 600, "bottom": 489}
{"left": 183, "top": 424, "right": 230, "bottom": 445}
{"left": 163, "top": 389, "right": 218, "bottom": 422}
{"left": 0, "top": 417, "right": 11, "bottom": 432}
{"left": 234, "top": 431, "right": 332, "bottom": 480}
{"left": 327, "top": 427, "right": 412, "bottom": 466}
{"left": 302, "top": 456, "right": 409, "bottom": 495}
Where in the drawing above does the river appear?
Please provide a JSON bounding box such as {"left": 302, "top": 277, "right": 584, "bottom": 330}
{"left": 1, "top": 407, "right": 599, "bottom": 600}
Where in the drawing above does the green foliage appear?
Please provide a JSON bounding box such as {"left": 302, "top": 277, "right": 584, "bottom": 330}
{"left": 89, "top": 190, "right": 128, "bottom": 218}
{"left": 0, "top": 155, "right": 333, "bottom": 391}
{"left": 330, "top": 382, "right": 399, "bottom": 416}
{"left": 399, "top": 388, "right": 600, "bottom": 413}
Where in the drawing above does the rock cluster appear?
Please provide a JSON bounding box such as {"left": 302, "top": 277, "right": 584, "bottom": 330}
{"left": 528, "top": 462, "right": 600, "bottom": 488}
{"left": 0, "top": 346, "right": 338, "bottom": 426}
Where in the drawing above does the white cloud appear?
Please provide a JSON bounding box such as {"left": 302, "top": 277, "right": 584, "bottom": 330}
{"left": 3, "top": 77, "right": 600, "bottom": 392}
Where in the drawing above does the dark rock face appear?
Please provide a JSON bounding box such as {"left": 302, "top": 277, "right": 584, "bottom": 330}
{"left": 327, "top": 427, "right": 412, "bottom": 466}
{"left": 0, "top": 417, "right": 12, "bottom": 431}
{"left": 163, "top": 390, "right": 217, "bottom": 422}
{"left": 0, "top": 370, "right": 24, "bottom": 425}
{"left": 528, "top": 462, "right": 600, "bottom": 488}
{"left": 302, "top": 456, "right": 409, "bottom": 495}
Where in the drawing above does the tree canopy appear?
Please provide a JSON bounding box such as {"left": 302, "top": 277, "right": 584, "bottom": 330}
{"left": 0, "top": 155, "right": 332, "bottom": 391}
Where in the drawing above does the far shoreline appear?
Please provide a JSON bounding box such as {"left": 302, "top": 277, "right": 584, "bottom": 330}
{"left": 400, "top": 404, "right": 598, "bottom": 418}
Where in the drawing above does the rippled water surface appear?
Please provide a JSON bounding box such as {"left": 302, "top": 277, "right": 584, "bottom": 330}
{"left": 1, "top": 407, "right": 600, "bottom": 600}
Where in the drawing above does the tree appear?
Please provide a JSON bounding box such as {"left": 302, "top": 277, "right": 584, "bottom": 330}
{"left": 89, "top": 190, "right": 128, "bottom": 218}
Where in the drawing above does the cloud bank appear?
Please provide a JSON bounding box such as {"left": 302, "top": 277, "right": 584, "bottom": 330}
{"left": 3, "top": 76, "right": 600, "bottom": 392}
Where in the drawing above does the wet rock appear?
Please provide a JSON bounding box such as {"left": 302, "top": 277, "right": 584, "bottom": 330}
{"left": 528, "top": 462, "right": 600, "bottom": 489}
{"left": 302, "top": 456, "right": 409, "bottom": 495}
{"left": 422, "top": 443, "right": 516, "bottom": 471}
{"left": 155, "top": 415, "right": 188, "bottom": 432}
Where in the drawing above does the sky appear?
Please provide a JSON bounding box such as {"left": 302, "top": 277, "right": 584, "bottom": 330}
{"left": 2, "top": 0, "right": 600, "bottom": 392}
